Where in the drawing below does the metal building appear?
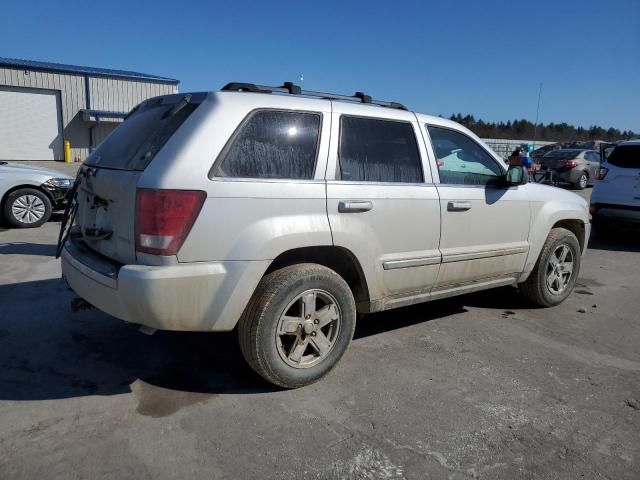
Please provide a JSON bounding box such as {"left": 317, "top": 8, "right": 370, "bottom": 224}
{"left": 0, "top": 57, "right": 179, "bottom": 162}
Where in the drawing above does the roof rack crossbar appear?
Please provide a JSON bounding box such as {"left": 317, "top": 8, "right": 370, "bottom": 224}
{"left": 221, "top": 82, "right": 407, "bottom": 110}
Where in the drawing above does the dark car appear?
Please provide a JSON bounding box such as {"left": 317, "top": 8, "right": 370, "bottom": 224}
{"left": 539, "top": 149, "right": 600, "bottom": 189}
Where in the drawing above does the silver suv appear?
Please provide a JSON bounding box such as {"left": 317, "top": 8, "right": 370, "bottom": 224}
{"left": 60, "top": 82, "right": 590, "bottom": 388}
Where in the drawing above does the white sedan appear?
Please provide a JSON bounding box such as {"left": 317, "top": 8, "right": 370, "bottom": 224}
{"left": 0, "top": 162, "right": 74, "bottom": 228}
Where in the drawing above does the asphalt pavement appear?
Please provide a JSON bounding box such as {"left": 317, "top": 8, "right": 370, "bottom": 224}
{"left": 0, "top": 189, "right": 639, "bottom": 479}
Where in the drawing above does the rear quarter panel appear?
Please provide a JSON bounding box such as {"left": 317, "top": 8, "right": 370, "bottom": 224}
{"left": 138, "top": 92, "right": 334, "bottom": 263}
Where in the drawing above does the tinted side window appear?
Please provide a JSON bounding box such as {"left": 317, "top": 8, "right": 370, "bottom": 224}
{"left": 607, "top": 145, "right": 640, "bottom": 168}
{"left": 339, "top": 117, "right": 423, "bottom": 183}
{"left": 213, "top": 110, "right": 321, "bottom": 179}
{"left": 427, "top": 126, "right": 503, "bottom": 186}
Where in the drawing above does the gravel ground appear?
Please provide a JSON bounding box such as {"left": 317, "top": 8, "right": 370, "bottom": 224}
{"left": 0, "top": 189, "right": 638, "bottom": 479}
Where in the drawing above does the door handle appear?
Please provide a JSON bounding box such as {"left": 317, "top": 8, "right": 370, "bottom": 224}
{"left": 338, "top": 200, "right": 373, "bottom": 213}
{"left": 447, "top": 201, "right": 472, "bottom": 211}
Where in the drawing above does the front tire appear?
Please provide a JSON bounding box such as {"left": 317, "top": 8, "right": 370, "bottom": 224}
{"left": 519, "top": 228, "right": 581, "bottom": 307}
{"left": 238, "top": 263, "right": 356, "bottom": 388}
{"left": 3, "top": 188, "right": 52, "bottom": 228}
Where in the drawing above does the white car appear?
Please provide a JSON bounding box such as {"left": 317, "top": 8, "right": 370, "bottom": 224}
{"left": 591, "top": 140, "right": 640, "bottom": 227}
{"left": 0, "top": 162, "right": 74, "bottom": 227}
{"left": 60, "top": 83, "right": 591, "bottom": 388}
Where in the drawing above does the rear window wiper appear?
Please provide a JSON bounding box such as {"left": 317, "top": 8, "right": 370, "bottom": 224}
{"left": 163, "top": 94, "right": 192, "bottom": 119}
{"left": 124, "top": 104, "right": 140, "bottom": 120}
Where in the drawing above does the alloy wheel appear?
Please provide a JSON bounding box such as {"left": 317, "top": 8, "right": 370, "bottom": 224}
{"left": 545, "top": 244, "right": 574, "bottom": 295}
{"left": 578, "top": 174, "right": 587, "bottom": 189}
{"left": 275, "top": 289, "right": 341, "bottom": 368}
{"left": 11, "top": 194, "right": 46, "bottom": 224}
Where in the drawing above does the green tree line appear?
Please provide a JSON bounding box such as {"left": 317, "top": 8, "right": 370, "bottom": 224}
{"left": 448, "top": 114, "right": 638, "bottom": 142}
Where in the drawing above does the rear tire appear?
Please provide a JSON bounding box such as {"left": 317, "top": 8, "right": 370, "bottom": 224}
{"left": 575, "top": 172, "right": 588, "bottom": 190}
{"left": 238, "top": 263, "right": 356, "bottom": 388}
{"left": 3, "top": 188, "right": 52, "bottom": 228}
{"left": 519, "top": 228, "right": 581, "bottom": 307}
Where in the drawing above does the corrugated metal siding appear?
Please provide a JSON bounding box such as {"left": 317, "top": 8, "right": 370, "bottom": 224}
{"left": 89, "top": 77, "right": 177, "bottom": 112}
{"left": 1, "top": 66, "right": 179, "bottom": 161}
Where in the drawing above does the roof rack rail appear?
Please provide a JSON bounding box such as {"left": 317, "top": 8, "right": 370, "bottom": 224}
{"left": 221, "top": 82, "right": 407, "bottom": 110}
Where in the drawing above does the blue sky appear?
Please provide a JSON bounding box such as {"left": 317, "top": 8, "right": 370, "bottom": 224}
{"left": 1, "top": 0, "right": 638, "bottom": 131}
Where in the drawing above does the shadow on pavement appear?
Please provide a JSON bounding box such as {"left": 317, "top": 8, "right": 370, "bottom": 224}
{"left": 0, "top": 277, "right": 529, "bottom": 402}
{"left": 588, "top": 226, "right": 640, "bottom": 253}
{"left": 457, "top": 285, "right": 532, "bottom": 310}
{"left": 0, "top": 278, "right": 274, "bottom": 402}
{"left": 0, "top": 242, "right": 57, "bottom": 256}
{"left": 354, "top": 300, "right": 467, "bottom": 339}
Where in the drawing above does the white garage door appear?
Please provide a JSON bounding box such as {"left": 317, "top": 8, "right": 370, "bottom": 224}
{"left": 0, "top": 87, "right": 63, "bottom": 161}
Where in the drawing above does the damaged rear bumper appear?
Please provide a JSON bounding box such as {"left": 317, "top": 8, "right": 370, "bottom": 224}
{"left": 61, "top": 237, "right": 268, "bottom": 332}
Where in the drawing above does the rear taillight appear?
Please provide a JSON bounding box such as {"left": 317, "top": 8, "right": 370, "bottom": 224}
{"left": 135, "top": 189, "right": 206, "bottom": 255}
{"left": 596, "top": 168, "right": 608, "bottom": 180}
{"left": 565, "top": 160, "right": 578, "bottom": 168}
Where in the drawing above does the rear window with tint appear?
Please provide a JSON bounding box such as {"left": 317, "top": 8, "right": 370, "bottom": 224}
{"left": 85, "top": 94, "right": 201, "bottom": 171}
{"left": 212, "top": 110, "right": 321, "bottom": 179}
{"left": 607, "top": 145, "right": 640, "bottom": 169}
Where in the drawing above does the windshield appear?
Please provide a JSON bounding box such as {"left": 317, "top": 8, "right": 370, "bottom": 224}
{"left": 85, "top": 94, "right": 203, "bottom": 171}
{"left": 607, "top": 145, "right": 640, "bottom": 169}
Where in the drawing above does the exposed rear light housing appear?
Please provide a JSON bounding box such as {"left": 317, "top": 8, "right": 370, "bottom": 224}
{"left": 596, "top": 167, "right": 608, "bottom": 180}
{"left": 135, "top": 189, "right": 206, "bottom": 255}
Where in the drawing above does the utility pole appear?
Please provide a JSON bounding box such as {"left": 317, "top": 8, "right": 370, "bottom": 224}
{"left": 534, "top": 82, "right": 543, "bottom": 142}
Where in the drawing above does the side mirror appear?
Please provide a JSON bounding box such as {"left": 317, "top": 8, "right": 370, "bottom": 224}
{"left": 505, "top": 165, "right": 529, "bottom": 186}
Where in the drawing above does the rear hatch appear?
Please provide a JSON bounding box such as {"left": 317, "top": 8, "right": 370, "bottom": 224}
{"left": 602, "top": 144, "right": 640, "bottom": 206}
{"left": 74, "top": 93, "right": 202, "bottom": 265}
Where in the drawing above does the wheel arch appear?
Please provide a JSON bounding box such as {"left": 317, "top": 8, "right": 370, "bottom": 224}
{"left": 552, "top": 219, "right": 586, "bottom": 253}
{"left": 266, "top": 246, "right": 371, "bottom": 312}
{"left": 1, "top": 184, "right": 54, "bottom": 212}
{"left": 519, "top": 199, "right": 589, "bottom": 283}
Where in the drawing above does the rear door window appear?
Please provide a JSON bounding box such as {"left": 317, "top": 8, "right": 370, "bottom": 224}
{"left": 607, "top": 145, "right": 640, "bottom": 168}
{"left": 338, "top": 116, "right": 423, "bottom": 183}
{"left": 212, "top": 110, "right": 321, "bottom": 179}
{"left": 85, "top": 94, "right": 203, "bottom": 171}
